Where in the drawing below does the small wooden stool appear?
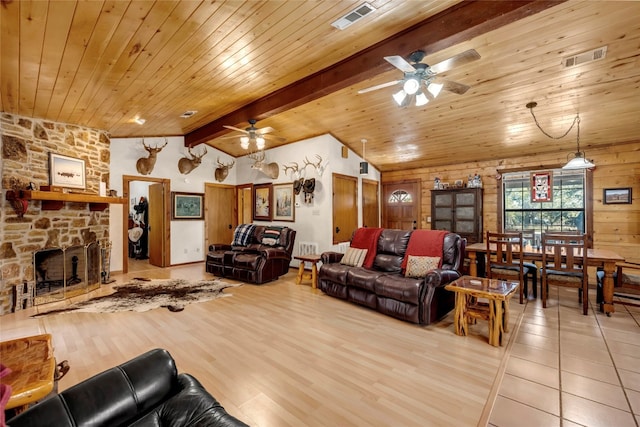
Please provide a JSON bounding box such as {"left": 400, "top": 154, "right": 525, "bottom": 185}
{"left": 294, "top": 254, "right": 321, "bottom": 289}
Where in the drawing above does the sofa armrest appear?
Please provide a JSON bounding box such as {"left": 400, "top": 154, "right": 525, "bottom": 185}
{"left": 209, "top": 243, "right": 232, "bottom": 252}
{"left": 261, "top": 247, "right": 290, "bottom": 260}
{"left": 425, "top": 269, "right": 462, "bottom": 288}
{"left": 321, "top": 251, "right": 344, "bottom": 264}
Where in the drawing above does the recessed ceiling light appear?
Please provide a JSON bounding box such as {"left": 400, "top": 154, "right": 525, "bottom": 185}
{"left": 133, "top": 117, "right": 146, "bottom": 125}
{"left": 180, "top": 110, "right": 198, "bottom": 118}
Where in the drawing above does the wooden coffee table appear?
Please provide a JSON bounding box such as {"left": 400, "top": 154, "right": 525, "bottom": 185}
{"left": 445, "top": 276, "right": 519, "bottom": 346}
{"left": 294, "top": 254, "right": 321, "bottom": 289}
{"left": 0, "top": 334, "right": 56, "bottom": 411}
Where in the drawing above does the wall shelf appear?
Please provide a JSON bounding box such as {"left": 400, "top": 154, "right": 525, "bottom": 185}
{"left": 6, "top": 190, "right": 125, "bottom": 213}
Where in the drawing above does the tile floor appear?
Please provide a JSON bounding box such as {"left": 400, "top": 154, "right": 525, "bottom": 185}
{"left": 489, "top": 286, "right": 640, "bottom": 427}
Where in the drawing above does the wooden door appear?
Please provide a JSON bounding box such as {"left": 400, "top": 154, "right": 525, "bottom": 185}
{"left": 332, "top": 173, "right": 358, "bottom": 244}
{"left": 382, "top": 180, "right": 421, "bottom": 230}
{"left": 362, "top": 178, "right": 379, "bottom": 228}
{"left": 148, "top": 183, "right": 165, "bottom": 267}
{"left": 205, "top": 183, "right": 236, "bottom": 247}
{"left": 237, "top": 185, "right": 252, "bottom": 224}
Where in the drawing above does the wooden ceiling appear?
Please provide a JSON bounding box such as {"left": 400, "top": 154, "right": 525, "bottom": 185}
{"left": 2, "top": 1, "right": 639, "bottom": 172}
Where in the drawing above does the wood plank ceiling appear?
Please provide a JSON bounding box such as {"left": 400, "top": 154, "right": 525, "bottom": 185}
{"left": 2, "top": 1, "right": 639, "bottom": 172}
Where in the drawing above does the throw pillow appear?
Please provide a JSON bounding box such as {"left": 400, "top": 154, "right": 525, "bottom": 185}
{"left": 405, "top": 255, "right": 441, "bottom": 278}
{"left": 261, "top": 226, "right": 283, "bottom": 246}
{"left": 232, "top": 224, "right": 255, "bottom": 246}
{"left": 340, "top": 247, "right": 368, "bottom": 267}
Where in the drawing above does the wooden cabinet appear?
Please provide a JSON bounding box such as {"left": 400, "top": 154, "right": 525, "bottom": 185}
{"left": 431, "top": 187, "right": 483, "bottom": 244}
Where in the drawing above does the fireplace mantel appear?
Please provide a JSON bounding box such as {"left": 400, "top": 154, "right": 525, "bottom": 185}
{"left": 6, "top": 189, "right": 125, "bottom": 212}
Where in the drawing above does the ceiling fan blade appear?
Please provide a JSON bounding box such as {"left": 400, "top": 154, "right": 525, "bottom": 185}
{"left": 440, "top": 79, "right": 471, "bottom": 95}
{"left": 257, "top": 126, "right": 275, "bottom": 134}
{"left": 358, "top": 80, "right": 401, "bottom": 94}
{"left": 263, "top": 134, "right": 286, "bottom": 142}
{"left": 220, "top": 133, "right": 244, "bottom": 140}
{"left": 384, "top": 55, "right": 416, "bottom": 72}
{"left": 429, "top": 49, "right": 481, "bottom": 74}
{"left": 223, "top": 125, "right": 248, "bottom": 134}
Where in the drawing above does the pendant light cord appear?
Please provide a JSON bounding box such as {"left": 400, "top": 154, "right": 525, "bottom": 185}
{"left": 528, "top": 105, "right": 582, "bottom": 152}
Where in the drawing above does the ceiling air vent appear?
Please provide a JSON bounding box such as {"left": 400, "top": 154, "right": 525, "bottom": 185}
{"left": 563, "top": 46, "right": 607, "bottom": 68}
{"left": 331, "top": 3, "right": 376, "bottom": 30}
{"left": 180, "top": 110, "right": 198, "bottom": 119}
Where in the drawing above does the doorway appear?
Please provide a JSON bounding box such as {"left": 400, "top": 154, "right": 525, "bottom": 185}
{"left": 382, "top": 179, "right": 421, "bottom": 230}
{"left": 122, "top": 175, "right": 171, "bottom": 274}
{"left": 332, "top": 173, "right": 358, "bottom": 244}
{"left": 205, "top": 183, "right": 237, "bottom": 249}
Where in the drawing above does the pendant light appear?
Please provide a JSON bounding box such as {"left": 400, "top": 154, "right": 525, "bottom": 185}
{"left": 526, "top": 102, "right": 595, "bottom": 169}
{"left": 359, "top": 139, "right": 369, "bottom": 175}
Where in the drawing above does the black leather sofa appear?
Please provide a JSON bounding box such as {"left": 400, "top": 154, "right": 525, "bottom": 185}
{"left": 206, "top": 225, "right": 296, "bottom": 284}
{"left": 7, "top": 348, "right": 248, "bottom": 427}
{"left": 318, "top": 229, "right": 465, "bottom": 325}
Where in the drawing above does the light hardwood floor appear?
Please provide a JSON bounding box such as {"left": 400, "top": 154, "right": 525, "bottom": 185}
{"left": 2, "top": 263, "right": 638, "bottom": 426}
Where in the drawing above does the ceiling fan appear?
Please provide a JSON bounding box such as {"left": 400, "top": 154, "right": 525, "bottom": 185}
{"left": 223, "top": 119, "right": 285, "bottom": 150}
{"left": 358, "top": 49, "right": 481, "bottom": 107}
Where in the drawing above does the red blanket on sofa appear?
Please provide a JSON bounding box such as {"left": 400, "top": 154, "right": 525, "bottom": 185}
{"left": 350, "top": 227, "right": 383, "bottom": 268}
{"left": 401, "top": 230, "right": 448, "bottom": 270}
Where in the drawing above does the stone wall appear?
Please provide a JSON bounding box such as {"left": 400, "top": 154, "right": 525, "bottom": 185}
{"left": 0, "top": 113, "right": 111, "bottom": 314}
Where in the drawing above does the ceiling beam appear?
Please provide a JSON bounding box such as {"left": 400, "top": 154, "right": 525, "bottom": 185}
{"left": 185, "top": 0, "right": 564, "bottom": 147}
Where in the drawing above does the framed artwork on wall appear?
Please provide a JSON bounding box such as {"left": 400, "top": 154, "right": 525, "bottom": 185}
{"left": 172, "top": 192, "right": 204, "bottom": 220}
{"left": 531, "top": 171, "right": 552, "bottom": 202}
{"left": 272, "top": 183, "right": 295, "bottom": 221}
{"left": 49, "top": 153, "right": 86, "bottom": 189}
{"left": 603, "top": 187, "right": 632, "bottom": 204}
{"left": 253, "top": 183, "right": 272, "bottom": 221}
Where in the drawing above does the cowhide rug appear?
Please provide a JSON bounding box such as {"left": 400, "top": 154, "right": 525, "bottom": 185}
{"left": 32, "top": 278, "right": 239, "bottom": 317}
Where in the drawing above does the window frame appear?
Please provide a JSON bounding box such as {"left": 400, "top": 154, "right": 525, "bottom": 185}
{"left": 497, "top": 167, "right": 593, "bottom": 247}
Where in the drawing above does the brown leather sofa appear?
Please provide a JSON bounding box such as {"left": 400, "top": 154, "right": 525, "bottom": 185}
{"left": 318, "top": 229, "right": 465, "bottom": 324}
{"left": 206, "top": 225, "right": 296, "bottom": 284}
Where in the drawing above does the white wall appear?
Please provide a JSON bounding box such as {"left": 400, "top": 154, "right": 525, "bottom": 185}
{"left": 109, "top": 134, "right": 378, "bottom": 272}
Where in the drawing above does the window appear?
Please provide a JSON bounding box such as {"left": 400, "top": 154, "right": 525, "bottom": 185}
{"left": 502, "top": 169, "right": 589, "bottom": 239}
{"left": 388, "top": 190, "right": 412, "bottom": 203}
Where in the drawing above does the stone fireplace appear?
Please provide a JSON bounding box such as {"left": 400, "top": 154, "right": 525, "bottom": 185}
{"left": 1, "top": 113, "right": 112, "bottom": 314}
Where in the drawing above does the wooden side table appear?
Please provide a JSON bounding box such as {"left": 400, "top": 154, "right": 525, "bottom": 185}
{"left": 445, "top": 276, "right": 519, "bottom": 346}
{"left": 294, "top": 254, "right": 322, "bottom": 289}
{"left": 0, "top": 334, "right": 56, "bottom": 411}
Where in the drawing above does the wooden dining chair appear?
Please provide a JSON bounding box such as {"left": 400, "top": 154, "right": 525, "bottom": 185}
{"left": 486, "top": 231, "right": 529, "bottom": 304}
{"left": 597, "top": 262, "right": 640, "bottom": 307}
{"left": 541, "top": 233, "right": 589, "bottom": 315}
{"left": 504, "top": 229, "right": 538, "bottom": 299}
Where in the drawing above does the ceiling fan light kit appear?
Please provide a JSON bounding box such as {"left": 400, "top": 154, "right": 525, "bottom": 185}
{"left": 359, "top": 49, "right": 480, "bottom": 108}
{"left": 526, "top": 101, "right": 594, "bottom": 169}
{"left": 223, "top": 118, "right": 284, "bottom": 151}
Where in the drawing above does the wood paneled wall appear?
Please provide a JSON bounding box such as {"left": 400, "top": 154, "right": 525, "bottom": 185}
{"left": 382, "top": 142, "right": 640, "bottom": 264}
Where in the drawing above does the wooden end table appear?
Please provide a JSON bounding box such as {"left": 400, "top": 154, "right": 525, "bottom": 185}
{"left": 445, "top": 276, "right": 519, "bottom": 346}
{"left": 0, "top": 333, "right": 56, "bottom": 411}
{"left": 294, "top": 254, "right": 321, "bottom": 289}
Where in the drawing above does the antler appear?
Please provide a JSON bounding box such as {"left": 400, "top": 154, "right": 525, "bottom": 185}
{"left": 283, "top": 162, "right": 300, "bottom": 178}
{"left": 216, "top": 156, "right": 234, "bottom": 168}
{"left": 248, "top": 150, "right": 265, "bottom": 163}
{"left": 303, "top": 154, "right": 325, "bottom": 176}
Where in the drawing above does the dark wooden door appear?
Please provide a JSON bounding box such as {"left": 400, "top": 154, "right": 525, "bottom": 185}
{"left": 382, "top": 180, "right": 420, "bottom": 230}
{"left": 148, "top": 183, "right": 165, "bottom": 267}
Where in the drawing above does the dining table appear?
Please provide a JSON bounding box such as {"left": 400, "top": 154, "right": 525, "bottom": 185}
{"left": 465, "top": 242, "right": 625, "bottom": 315}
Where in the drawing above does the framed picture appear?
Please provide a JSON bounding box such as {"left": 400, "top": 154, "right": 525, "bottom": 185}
{"left": 603, "top": 187, "right": 632, "bottom": 204}
{"left": 171, "top": 192, "right": 204, "bottom": 220}
{"left": 253, "top": 183, "right": 272, "bottom": 221}
{"left": 272, "top": 183, "right": 295, "bottom": 221}
{"left": 531, "top": 171, "right": 552, "bottom": 202}
{"left": 49, "top": 153, "right": 86, "bottom": 189}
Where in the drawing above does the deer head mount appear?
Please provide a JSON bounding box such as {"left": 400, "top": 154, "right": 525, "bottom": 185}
{"left": 136, "top": 138, "right": 168, "bottom": 175}
{"left": 214, "top": 157, "right": 235, "bottom": 182}
{"left": 178, "top": 146, "right": 207, "bottom": 175}
{"left": 303, "top": 154, "right": 327, "bottom": 177}
{"left": 248, "top": 151, "right": 279, "bottom": 179}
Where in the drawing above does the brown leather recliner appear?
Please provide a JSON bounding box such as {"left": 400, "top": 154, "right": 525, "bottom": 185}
{"left": 319, "top": 229, "right": 465, "bottom": 325}
{"left": 206, "top": 225, "right": 296, "bottom": 284}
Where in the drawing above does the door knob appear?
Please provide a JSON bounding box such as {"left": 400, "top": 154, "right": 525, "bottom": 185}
{"left": 228, "top": 224, "right": 232, "bottom": 229}
{"left": 336, "top": 227, "right": 341, "bottom": 234}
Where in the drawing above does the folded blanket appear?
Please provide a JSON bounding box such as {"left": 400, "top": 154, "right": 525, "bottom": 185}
{"left": 401, "top": 230, "right": 448, "bottom": 270}
{"left": 350, "top": 227, "right": 383, "bottom": 268}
